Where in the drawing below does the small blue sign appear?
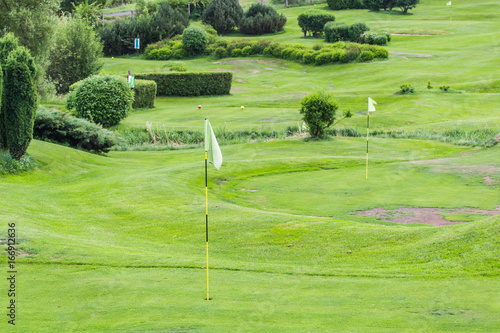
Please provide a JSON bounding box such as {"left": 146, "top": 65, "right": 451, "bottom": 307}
{"left": 134, "top": 38, "right": 140, "bottom": 50}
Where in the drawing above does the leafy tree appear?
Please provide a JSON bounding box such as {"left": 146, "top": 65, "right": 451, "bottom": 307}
{"left": 202, "top": 0, "right": 243, "bottom": 34}
{"left": 395, "top": 0, "right": 419, "bottom": 14}
{"left": 300, "top": 91, "right": 339, "bottom": 138}
{"left": 47, "top": 16, "right": 104, "bottom": 94}
{"left": 0, "top": 0, "right": 58, "bottom": 63}
{"left": 59, "top": 0, "right": 107, "bottom": 13}
{"left": 239, "top": 4, "right": 287, "bottom": 35}
{"left": 2, "top": 48, "right": 37, "bottom": 159}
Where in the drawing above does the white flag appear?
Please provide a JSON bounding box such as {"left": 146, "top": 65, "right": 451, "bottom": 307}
{"left": 368, "top": 97, "right": 377, "bottom": 112}
{"left": 204, "top": 119, "right": 222, "bottom": 170}
{"left": 446, "top": 1, "right": 451, "bottom": 5}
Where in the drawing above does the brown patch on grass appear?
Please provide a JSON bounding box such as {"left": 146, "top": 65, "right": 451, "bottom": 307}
{"left": 484, "top": 176, "right": 498, "bottom": 187}
{"left": 355, "top": 205, "right": 500, "bottom": 226}
{"left": 236, "top": 79, "right": 247, "bottom": 83}
{"left": 241, "top": 188, "right": 259, "bottom": 192}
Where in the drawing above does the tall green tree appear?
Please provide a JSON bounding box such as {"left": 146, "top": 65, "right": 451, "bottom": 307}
{"left": 202, "top": 0, "right": 243, "bottom": 34}
{"left": 3, "top": 48, "right": 38, "bottom": 159}
{"left": 396, "top": 0, "right": 419, "bottom": 14}
{"left": 47, "top": 16, "right": 104, "bottom": 94}
{"left": 0, "top": 0, "right": 59, "bottom": 63}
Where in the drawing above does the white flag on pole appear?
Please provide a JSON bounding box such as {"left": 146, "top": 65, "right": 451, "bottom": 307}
{"left": 368, "top": 97, "right": 377, "bottom": 112}
{"left": 446, "top": 1, "right": 451, "bottom": 5}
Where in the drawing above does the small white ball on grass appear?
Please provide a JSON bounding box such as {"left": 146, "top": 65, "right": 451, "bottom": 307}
{"left": 241, "top": 106, "right": 245, "bottom": 110}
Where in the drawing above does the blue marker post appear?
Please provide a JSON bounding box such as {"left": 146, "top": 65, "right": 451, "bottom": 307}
{"left": 134, "top": 35, "right": 140, "bottom": 57}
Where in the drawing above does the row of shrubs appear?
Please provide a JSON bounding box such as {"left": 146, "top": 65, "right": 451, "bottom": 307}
{"left": 145, "top": 37, "right": 389, "bottom": 65}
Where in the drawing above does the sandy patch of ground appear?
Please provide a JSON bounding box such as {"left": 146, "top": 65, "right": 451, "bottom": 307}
{"left": 355, "top": 205, "right": 500, "bottom": 226}
{"left": 236, "top": 79, "right": 247, "bottom": 83}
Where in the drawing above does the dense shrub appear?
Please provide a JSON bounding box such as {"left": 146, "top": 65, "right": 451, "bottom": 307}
{"left": 239, "top": 3, "right": 287, "bottom": 35}
{"left": 324, "top": 22, "right": 369, "bottom": 43}
{"left": 364, "top": 32, "right": 388, "bottom": 45}
{"left": 399, "top": 83, "right": 414, "bottom": 94}
{"left": 202, "top": 0, "right": 243, "bottom": 34}
{"left": 315, "top": 52, "right": 333, "bottom": 65}
{"left": 357, "top": 50, "right": 375, "bottom": 61}
{"left": 0, "top": 151, "right": 36, "bottom": 175}
{"left": 324, "top": 22, "right": 349, "bottom": 43}
{"left": 298, "top": 10, "right": 335, "bottom": 37}
{"left": 327, "top": 0, "right": 364, "bottom": 10}
{"left": 241, "top": 46, "right": 253, "bottom": 56}
{"left": 172, "top": 48, "right": 188, "bottom": 59}
{"left": 303, "top": 51, "right": 319, "bottom": 64}
{"left": 226, "top": 39, "right": 253, "bottom": 54}
{"left": 133, "top": 80, "right": 157, "bottom": 109}
{"left": 69, "top": 75, "right": 133, "bottom": 128}
{"left": 134, "top": 72, "right": 232, "bottom": 96}
{"left": 2, "top": 46, "right": 37, "bottom": 159}
{"left": 231, "top": 48, "right": 242, "bottom": 57}
{"left": 182, "top": 26, "right": 209, "bottom": 56}
{"left": 34, "top": 106, "right": 117, "bottom": 153}
{"left": 100, "top": 2, "right": 188, "bottom": 56}
{"left": 47, "top": 16, "right": 103, "bottom": 94}
{"left": 213, "top": 47, "right": 228, "bottom": 59}
{"left": 300, "top": 90, "right": 339, "bottom": 138}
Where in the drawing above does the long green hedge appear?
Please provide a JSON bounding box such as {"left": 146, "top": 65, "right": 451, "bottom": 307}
{"left": 134, "top": 72, "right": 232, "bottom": 96}
{"left": 133, "top": 79, "right": 157, "bottom": 109}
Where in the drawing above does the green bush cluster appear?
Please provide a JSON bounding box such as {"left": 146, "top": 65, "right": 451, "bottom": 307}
{"left": 363, "top": 32, "right": 391, "bottom": 45}
{"left": 327, "top": 0, "right": 364, "bottom": 10}
{"left": 297, "top": 10, "right": 336, "bottom": 37}
{"left": 202, "top": 38, "right": 388, "bottom": 65}
{"left": 324, "top": 22, "right": 370, "bottom": 43}
{"left": 133, "top": 80, "right": 157, "bottom": 109}
{"left": 34, "top": 106, "right": 117, "bottom": 153}
{"left": 67, "top": 75, "right": 133, "bottom": 128}
{"left": 100, "top": 2, "right": 188, "bottom": 56}
{"left": 134, "top": 72, "right": 232, "bottom": 96}
{"left": 239, "top": 4, "right": 287, "bottom": 35}
{"left": 0, "top": 34, "right": 37, "bottom": 160}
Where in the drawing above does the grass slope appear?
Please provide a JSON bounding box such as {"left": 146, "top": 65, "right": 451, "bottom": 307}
{"left": 2, "top": 140, "right": 499, "bottom": 331}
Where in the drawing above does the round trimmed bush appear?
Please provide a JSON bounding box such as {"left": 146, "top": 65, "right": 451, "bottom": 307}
{"left": 182, "top": 26, "right": 209, "bottom": 55}
{"left": 202, "top": 0, "right": 243, "bottom": 34}
{"left": 213, "top": 47, "right": 228, "bottom": 59}
{"left": 315, "top": 52, "right": 333, "bottom": 65}
{"left": 70, "top": 75, "right": 133, "bottom": 128}
{"left": 357, "top": 50, "right": 374, "bottom": 62}
{"left": 231, "top": 48, "right": 242, "bottom": 57}
{"left": 172, "top": 48, "right": 187, "bottom": 59}
{"left": 241, "top": 46, "right": 252, "bottom": 57}
{"left": 157, "top": 48, "right": 173, "bottom": 60}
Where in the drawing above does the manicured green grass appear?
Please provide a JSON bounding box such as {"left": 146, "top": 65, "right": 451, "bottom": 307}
{"left": 2, "top": 139, "right": 499, "bottom": 331}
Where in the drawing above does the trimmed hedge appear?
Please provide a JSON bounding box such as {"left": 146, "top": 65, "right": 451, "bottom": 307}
{"left": 324, "top": 22, "right": 369, "bottom": 43}
{"left": 297, "top": 10, "right": 335, "bottom": 37}
{"left": 34, "top": 106, "right": 117, "bottom": 153}
{"left": 327, "top": 0, "right": 364, "bottom": 10}
{"left": 133, "top": 79, "right": 157, "bottom": 109}
{"left": 134, "top": 72, "right": 232, "bottom": 96}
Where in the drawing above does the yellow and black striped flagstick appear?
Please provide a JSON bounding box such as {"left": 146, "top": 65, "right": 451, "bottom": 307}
{"left": 366, "top": 111, "right": 370, "bottom": 180}
{"left": 205, "top": 145, "right": 210, "bottom": 301}
{"left": 366, "top": 97, "right": 377, "bottom": 180}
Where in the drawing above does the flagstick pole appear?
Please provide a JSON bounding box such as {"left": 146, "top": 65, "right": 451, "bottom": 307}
{"left": 366, "top": 111, "right": 369, "bottom": 180}
{"left": 205, "top": 147, "right": 210, "bottom": 301}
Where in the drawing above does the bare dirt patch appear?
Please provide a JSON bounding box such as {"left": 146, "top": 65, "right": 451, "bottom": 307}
{"left": 236, "top": 79, "right": 247, "bottom": 83}
{"left": 355, "top": 205, "right": 500, "bottom": 226}
{"left": 484, "top": 176, "right": 498, "bottom": 187}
